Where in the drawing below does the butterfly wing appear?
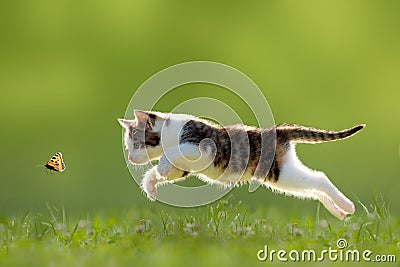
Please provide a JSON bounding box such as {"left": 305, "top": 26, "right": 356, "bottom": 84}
{"left": 44, "top": 152, "right": 65, "bottom": 172}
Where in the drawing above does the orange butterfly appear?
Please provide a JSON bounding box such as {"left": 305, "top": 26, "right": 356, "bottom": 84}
{"left": 44, "top": 152, "right": 65, "bottom": 172}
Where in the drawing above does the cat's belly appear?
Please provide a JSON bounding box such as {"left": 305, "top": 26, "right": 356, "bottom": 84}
{"left": 197, "top": 166, "right": 256, "bottom": 185}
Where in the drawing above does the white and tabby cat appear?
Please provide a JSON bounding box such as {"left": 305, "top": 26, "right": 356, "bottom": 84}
{"left": 118, "top": 110, "right": 365, "bottom": 220}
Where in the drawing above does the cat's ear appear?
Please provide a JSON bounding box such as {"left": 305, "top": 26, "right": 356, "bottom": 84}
{"left": 117, "top": 118, "right": 132, "bottom": 129}
{"left": 134, "top": 110, "right": 149, "bottom": 121}
{"left": 134, "top": 110, "right": 157, "bottom": 130}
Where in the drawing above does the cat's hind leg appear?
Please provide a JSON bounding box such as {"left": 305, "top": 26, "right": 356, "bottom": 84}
{"left": 272, "top": 148, "right": 355, "bottom": 220}
{"left": 312, "top": 173, "right": 355, "bottom": 216}
{"left": 314, "top": 192, "right": 348, "bottom": 220}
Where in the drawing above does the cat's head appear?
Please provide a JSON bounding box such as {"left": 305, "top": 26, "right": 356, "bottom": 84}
{"left": 118, "top": 110, "right": 166, "bottom": 165}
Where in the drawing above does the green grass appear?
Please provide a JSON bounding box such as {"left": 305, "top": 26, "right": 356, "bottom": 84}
{"left": 0, "top": 196, "right": 398, "bottom": 267}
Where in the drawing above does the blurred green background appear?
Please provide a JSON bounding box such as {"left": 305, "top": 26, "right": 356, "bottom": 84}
{"left": 0, "top": 0, "right": 399, "bottom": 216}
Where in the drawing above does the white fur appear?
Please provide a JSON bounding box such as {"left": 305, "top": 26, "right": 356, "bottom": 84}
{"left": 141, "top": 167, "right": 160, "bottom": 200}
{"left": 270, "top": 145, "right": 355, "bottom": 219}
{"left": 160, "top": 113, "right": 194, "bottom": 150}
{"left": 120, "top": 111, "right": 355, "bottom": 220}
{"left": 157, "top": 142, "right": 216, "bottom": 177}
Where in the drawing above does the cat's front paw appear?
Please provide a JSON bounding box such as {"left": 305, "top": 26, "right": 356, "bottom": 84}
{"left": 141, "top": 168, "right": 158, "bottom": 201}
{"left": 146, "top": 186, "right": 158, "bottom": 201}
{"left": 157, "top": 161, "right": 172, "bottom": 177}
{"left": 141, "top": 178, "right": 158, "bottom": 201}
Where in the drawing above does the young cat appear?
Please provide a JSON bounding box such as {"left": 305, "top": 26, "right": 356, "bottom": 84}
{"left": 118, "top": 110, "right": 365, "bottom": 220}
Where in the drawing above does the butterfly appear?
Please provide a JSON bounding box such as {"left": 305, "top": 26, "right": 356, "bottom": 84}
{"left": 44, "top": 152, "right": 65, "bottom": 172}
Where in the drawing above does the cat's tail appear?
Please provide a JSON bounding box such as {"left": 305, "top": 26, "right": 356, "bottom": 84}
{"left": 277, "top": 124, "right": 366, "bottom": 144}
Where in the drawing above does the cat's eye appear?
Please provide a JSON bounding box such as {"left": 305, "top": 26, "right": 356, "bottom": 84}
{"left": 133, "top": 143, "right": 140, "bottom": 149}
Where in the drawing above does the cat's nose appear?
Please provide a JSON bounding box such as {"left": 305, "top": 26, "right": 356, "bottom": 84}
{"left": 128, "top": 156, "right": 135, "bottom": 163}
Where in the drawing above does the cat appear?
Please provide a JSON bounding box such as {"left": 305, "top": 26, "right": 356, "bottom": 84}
{"left": 118, "top": 110, "right": 365, "bottom": 220}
